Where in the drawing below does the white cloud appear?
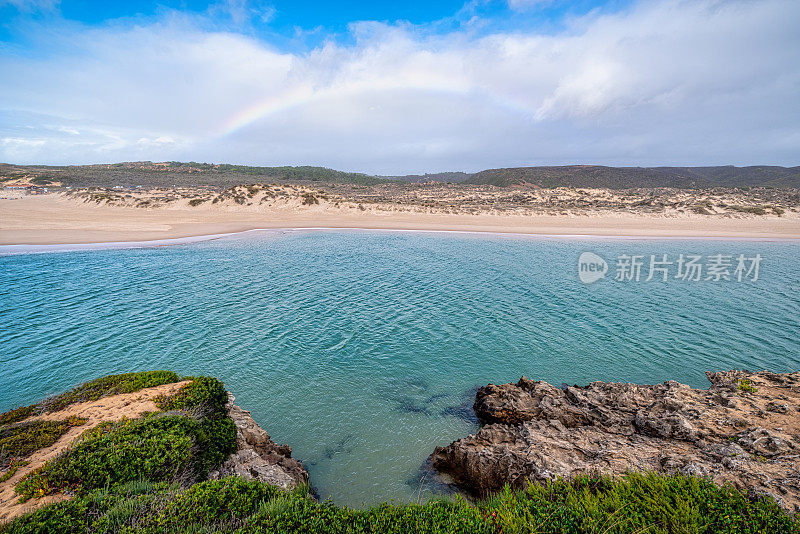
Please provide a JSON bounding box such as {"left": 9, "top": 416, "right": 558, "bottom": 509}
{"left": 506, "top": 0, "right": 554, "bottom": 12}
{"left": 137, "top": 136, "right": 176, "bottom": 145}
{"left": 2, "top": 137, "right": 46, "bottom": 148}
{"left": 0, "top": 0, "right": 59, "bottom": 13}
{"left": 209, "top": 0, "right": 277, "bottom": 27}
{"left": 1, "top": 0, "right": 798, "bottom": 173}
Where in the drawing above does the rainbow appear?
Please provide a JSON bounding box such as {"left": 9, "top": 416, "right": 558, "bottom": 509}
{"left": 215, "top": 79, "right": 537, "bottom": 138}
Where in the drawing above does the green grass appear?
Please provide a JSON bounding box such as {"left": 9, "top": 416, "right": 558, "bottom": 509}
{"left": 0, "top": 371, "right": 181, "bottom": 425}
{"left": 14, "top": 415, "right": 234, "bottom": 500}
{"left": 3, "top": 474, "right": 797, "bottom": 534}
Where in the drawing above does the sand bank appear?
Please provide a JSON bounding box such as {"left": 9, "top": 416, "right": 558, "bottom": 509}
{"left": 2, "top": 194, "right": 799, "bottom": 246}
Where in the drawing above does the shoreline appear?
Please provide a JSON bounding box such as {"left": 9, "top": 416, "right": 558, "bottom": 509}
{"left": 2, "top": 226, "right": 800, "bottom": 255}
{"left": 2, "top": 193, "right": 800, "bottom": 248}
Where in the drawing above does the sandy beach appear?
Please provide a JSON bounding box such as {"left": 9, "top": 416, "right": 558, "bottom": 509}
{"left": 2, "top": 193, "right": 800, "bottom": 245}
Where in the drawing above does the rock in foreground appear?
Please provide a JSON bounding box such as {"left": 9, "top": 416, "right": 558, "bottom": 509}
{"left": 430, "top": 370, "right": 800, "bottom": 511}
{"left": 209, "top": 393, "right": 308, "bottom": 490}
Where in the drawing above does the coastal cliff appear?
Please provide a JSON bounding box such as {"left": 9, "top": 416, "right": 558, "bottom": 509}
{"left": 2, "top": 371, "right": 798, "bottom": 532}
{"left": 430, "top": 370, "right": 800, "bottom": 511}
{"left": 0, "top": 373, "right": 308, "bottom": 523}
{"left": 210, "top": 393, "right": 308, "bottom": 490}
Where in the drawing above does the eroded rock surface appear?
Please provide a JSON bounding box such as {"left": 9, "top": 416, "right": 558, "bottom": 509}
{"left": 209, "top": 393, "right": 308, "bottom": 490}
{"left": 430, "top": 371, "right": 800, "bottom": 511}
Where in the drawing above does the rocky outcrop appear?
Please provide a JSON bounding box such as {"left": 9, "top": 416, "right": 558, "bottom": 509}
{"left": 209, "top": 393, "right": 308, "bottom": 490}
{"left": 430, "top": 371, "right": 800, "bottom": 511}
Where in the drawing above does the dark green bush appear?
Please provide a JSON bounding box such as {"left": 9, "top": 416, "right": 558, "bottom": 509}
{"left": 301, "top": 192, "right": 319, "bottom": 205}
{"left": 0, "top": 460, "right": 28, "bottom": 483}
{"left": 154, "top": 376, "right": 229, "bottom": 418}
{"left": 0, "top": 418, "right": 86, "bottom": 468}
{"left": 0, "top": 498, "right": 89, "bottom": 534}
{"left": 154, "top": 477, "right": 284, "bottom": 527}
{"left": 0, "top": 407, "right": 36, "bottom": 427}
{"left": 16, "top": 416, "right": 193, "bottom": 499}
{"left": 730, "top": 205, "right": 768, "bottom": 216}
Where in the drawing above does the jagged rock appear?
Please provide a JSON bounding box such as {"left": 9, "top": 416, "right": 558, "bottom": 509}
{"left": 430, "top": 370, "right": 800, "bottom": 511}
{"left": 209, "top": 393, "right": 308, "bottom": 490}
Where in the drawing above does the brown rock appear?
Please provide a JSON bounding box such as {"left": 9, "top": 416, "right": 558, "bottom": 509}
{"left": 430, "top": 370, "right": 800, "bottom": 511}
{"left": 209, "top": 393, "right": 309, "bottom": 490}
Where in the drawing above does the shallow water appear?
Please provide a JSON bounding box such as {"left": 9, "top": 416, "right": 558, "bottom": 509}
{"left": 1, "top": 230, "right": 798, "bottom": 506}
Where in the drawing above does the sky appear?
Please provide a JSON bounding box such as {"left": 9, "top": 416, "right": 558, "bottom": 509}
{"left": 0, "top": 0, "right": 798, "bottom": 174}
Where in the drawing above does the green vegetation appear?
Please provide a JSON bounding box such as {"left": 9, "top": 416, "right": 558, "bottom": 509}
{"left": 188, "top": 198, "right": 207, "bottom": 206}
{"left": 3, "top": 473, "right": 797, "bottom": 533}
{"left": 5, "top": 161, "right": 799, "bottom": 189}
{"left": 0, "top": 461, "right": 29, "bottom": 483}
{"left": 0, "top": 371, "right": 181, "bottom": 425}
{"left": 729, "top": 205, "right": 767, "bottom": 215}
{"left": 464, "top": 165, "right": 800, "bottom": 189}
{"left": 14, "top": 376, "right": 234, "bottom": 502}
{"left": 15, "top": 415, "right": 234, "bottom": 501}
{"left": 207, "top": 165, "right": 389, "bottom": 186}
{"left": 153, "top": 376, "right": 229, "bottom": 417}
{"left": 692, "top": 199, "right": 715, "bottom": 214}
{"left": 0, "top": 418, "right": 87, "bottom": 467}
{"left": 2, "top": 373, "right": 797, "bottom": 533}
{"left": 0, "top": 407, "right": 36, "bottom": 427}
{"left": 737, "top": 379, "right": 758, "bottom": 394}
{"left": 0, "top": 162, "right": 392, "bottom": 189}
{"left": 301, "top": 192, "right": 319, "bottom": 205}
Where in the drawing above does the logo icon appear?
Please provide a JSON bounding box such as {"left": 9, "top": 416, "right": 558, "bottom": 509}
{"left": 578, "top": 252, "right": 608, "bottom": 284}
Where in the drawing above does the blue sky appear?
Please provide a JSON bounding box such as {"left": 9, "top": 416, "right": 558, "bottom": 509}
{"left": 0, "top": 0, "right": 798, "bottom": 173}
{"left": 1, "top": 0, "right": 631, "bottom": 50}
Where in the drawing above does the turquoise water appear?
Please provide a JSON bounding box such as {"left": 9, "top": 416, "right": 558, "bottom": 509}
{"left": 1, "top": 230, "right": 799, "bottom": 506}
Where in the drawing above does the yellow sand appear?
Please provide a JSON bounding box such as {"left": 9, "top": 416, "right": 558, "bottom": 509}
{"left": 1, "top": 193, "right": 799, "bottom": 245}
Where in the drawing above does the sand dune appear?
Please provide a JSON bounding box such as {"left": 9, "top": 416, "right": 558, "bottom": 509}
{"left": 1, "top": 193, "right": 799, "bottom": 246}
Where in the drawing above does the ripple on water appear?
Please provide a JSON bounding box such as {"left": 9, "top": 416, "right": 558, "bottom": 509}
{"left": 0, "top": 230, "right": 798, "bottom": 506}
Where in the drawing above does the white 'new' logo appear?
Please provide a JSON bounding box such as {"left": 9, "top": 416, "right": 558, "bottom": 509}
{"left": 578, "top": 252, "right": 608, "bottom": 284}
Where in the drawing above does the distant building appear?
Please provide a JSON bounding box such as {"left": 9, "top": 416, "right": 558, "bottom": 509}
{"left": 3, "top": 184, "right": 48, "bottom": 194}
